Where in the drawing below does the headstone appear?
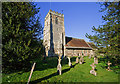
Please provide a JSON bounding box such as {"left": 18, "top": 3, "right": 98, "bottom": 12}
{"left": 79, "top": 56, "right": 84, "bottom": 64}
{"left": 90, "top": 70, "right": 97, "bottom": 76}
{"left": 107, "top": 61, "right": 112, "bottom": 71}
{"left": 57, "top": 56, "right": 62, "bottom": 75}
{"left": 89, "top": 54, "right": 91, "bottom": 59}
{"left": 90, "top": 63, "right": 97, "bottom": 76}
{"left": 94, "top": 56, "right": 98, "bottom": 64}
{"left": 68, "top": 57, "right": 72, "bottom": 66}
{"left": 76, "top": 57, "right": 79, "bottom": 63}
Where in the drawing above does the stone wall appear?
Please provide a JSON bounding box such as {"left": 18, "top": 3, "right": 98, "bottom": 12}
{"left": 65, "top": 49, "right": 93, "bottom": 57}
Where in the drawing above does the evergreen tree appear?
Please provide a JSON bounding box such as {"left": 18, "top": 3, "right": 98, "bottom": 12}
{"left": 86, "top": 2, "right": 120, "bottom": 63}
{"left": 2, "top": 2, "right": 43, "bottom": 72}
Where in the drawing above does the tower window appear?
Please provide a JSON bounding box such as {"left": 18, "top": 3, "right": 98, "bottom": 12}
{"left": 55, "top": 17, "right": 58, "bottom": 24}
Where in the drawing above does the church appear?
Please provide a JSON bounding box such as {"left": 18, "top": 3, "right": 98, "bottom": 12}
{"left": 43, "top": 9, "right": 95, "bottom": 57}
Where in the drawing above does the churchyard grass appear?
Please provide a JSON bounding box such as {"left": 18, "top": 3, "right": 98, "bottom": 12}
{"left": 2, "top": 56, "right": 119, "bottom": 83}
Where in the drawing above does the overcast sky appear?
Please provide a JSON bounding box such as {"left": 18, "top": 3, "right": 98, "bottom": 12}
{"left": 35, "top": 2, "right": 104, "bottom": 42}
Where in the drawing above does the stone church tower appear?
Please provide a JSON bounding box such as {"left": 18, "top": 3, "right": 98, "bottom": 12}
{"left": 43, "top": 9, "right": 65, "bottom": 57}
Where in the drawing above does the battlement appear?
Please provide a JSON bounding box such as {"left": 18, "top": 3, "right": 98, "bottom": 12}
{"left": 45, "top": 9, "right": 64, "bottom": 21}
{"left": 49, "top": 9, "right": 64, "bottom": 17}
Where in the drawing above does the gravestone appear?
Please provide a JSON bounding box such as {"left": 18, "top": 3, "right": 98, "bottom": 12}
{"left": 89, "top": 54, "right": 91, "bottom": 59}
{"left": 94, "top": 56, "right": 98, "bottom": 64}
{"left": 79, "top": 56, "right": 84, "bottom": 64}
{"left": 68, "top": 57, "right": 72, "bottom": 67}
{"left": 78, "top": 53, "right": 80, "bottom": 57}
{"left": 57, "top": 56, "right": 62, "bottom": 75}
{"left": 90, "top": 63, "right": 97, "bottom": 76}
{"left": 76, "top": 57, "right": 79, "bottom": 63}
{"left": 107, "top": 61, "right": 112, "bottom": 71}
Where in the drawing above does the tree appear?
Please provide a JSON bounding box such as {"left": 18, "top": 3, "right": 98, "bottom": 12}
{"left": 2, "top": 2, "right": 43, "bottom": 72}
{"left": 86, "top": 1, "right": 120, "bottom": 63}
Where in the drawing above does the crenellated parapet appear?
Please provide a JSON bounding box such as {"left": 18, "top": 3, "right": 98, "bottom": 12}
{"left": 45, "top": 9, "right": 64, "bottom": 22}
{"left": 49, "top": 9, "right": 64, "bottom": 16}
{"left": 45, "top": 9, "right": 64, "bottom": 20}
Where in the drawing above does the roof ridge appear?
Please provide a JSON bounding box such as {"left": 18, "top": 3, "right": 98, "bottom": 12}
{"left": 65, "top": 36, "right": 84, "bottom": 40}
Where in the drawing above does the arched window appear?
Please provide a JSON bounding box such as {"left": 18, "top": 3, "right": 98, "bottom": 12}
{"left": 55, "top": 17, "right": 58, "bottom": 24}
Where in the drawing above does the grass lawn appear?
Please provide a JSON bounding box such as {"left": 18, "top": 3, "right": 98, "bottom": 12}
{"left": 2, "top": 56, "right": 119, "bottom": 83}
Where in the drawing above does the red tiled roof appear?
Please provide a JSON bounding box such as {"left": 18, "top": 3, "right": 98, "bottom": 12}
{"left": 65, "top": 37, "right": 92, "bottom": 49}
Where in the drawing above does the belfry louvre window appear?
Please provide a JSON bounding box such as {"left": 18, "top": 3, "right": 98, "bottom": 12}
{"left": 55, "top": 17, "right": 58, "bottom": 24}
